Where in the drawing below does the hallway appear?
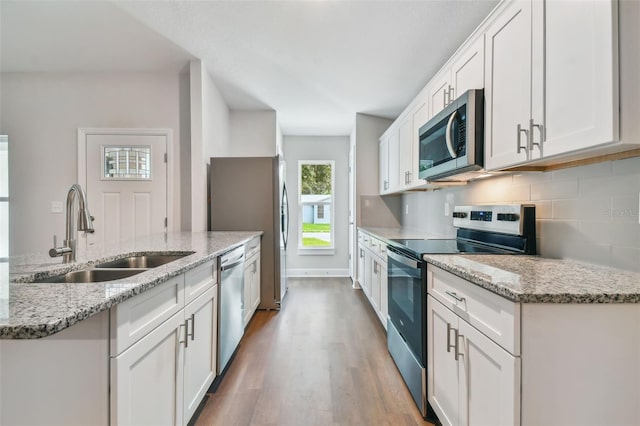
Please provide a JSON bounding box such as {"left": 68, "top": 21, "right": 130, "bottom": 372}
{"left": 194, "top": 277, "right": 434, "bottom": 426}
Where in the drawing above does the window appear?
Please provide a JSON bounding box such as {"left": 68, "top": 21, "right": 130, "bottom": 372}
{"left": 298, "top": 161, "right": 334, "bottom": 251}
{"left": 102, "top": 146, "right": 151, "bottom": 180}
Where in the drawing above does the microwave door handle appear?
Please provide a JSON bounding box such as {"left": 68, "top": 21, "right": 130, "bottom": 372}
{"left": 445, "top": 110, "right": 458, "bottom": 159}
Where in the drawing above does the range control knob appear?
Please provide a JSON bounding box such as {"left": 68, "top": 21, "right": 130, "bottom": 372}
{"left": 452, "top": 212, "right": 467, "bottom": 218}
{"left": 497, "top": 213, "right": 519, "bottom": 221}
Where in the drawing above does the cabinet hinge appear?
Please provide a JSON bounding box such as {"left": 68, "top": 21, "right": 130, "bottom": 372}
{"left": 164, "top": 153, "right": 168, "bottom": 163}
{"left": 164, "top": 217, "right": 168, "bottom": 227}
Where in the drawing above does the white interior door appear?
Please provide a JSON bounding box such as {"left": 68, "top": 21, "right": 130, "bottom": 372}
{"left": 79, "top": 129, "right": 169, "bottom": 247}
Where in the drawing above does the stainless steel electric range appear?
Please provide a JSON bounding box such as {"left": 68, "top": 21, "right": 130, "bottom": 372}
{"left": 385, "top": 204, "right": 536, "bottom": 419}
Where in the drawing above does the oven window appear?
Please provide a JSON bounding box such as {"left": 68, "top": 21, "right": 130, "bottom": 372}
{"left": 387, "top": 252, "right": 425, "bottom": 363}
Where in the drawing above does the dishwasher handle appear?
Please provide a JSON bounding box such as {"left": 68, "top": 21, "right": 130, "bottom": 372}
{"left": 221, "top": 246, "right": 245, "bottom": 271}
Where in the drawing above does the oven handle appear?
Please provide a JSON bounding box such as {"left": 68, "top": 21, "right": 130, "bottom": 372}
{"left": 387, "top": 246, "right": 421, "bottom": 269}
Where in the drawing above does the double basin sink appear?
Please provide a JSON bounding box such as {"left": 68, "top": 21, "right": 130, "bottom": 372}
{"left": 33, "top": 253, "right": 194, "bottom": 283}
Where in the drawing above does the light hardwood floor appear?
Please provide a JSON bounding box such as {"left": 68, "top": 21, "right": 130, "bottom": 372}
{"left": 194, "top": 277, "right": 435, "bottom": 426}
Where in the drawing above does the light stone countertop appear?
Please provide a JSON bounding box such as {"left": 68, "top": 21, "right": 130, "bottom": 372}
{"left": 358, "top": 227, "right": 640, "bottom": 304}
{"left": 0, "top": 231, "right": 262, "bottom": 339}
{"left": 424, "top": 254, "right": 640, "bottom": 303}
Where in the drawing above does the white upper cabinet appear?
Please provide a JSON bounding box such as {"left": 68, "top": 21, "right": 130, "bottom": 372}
{"left": 534, "top": 0, "right": 618, "bottom": 158}
{"left": 451, "top": 36, "right": 485, "bottom": 103}
{"left": 429, "top": 36, "right": 485, "bottom": 121}
{"left": 484, "top": 0, "right": 535, "bottom": 170}
{"left": 428, "top": 69, "right": 453, "bottom": 119}
{"left": 398, "top": 114, "right": 414, "bottom": 188}
{"left": 485, "top": 0, "right": 619, "bottom": 170}
{"left": 379, "top": 136, "right": 390, "bottom": 194}
{"left": 387, "top": 126, "right": 401, "bottom": 192}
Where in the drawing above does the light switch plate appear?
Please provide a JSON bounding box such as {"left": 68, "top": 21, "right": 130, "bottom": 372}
{"left": 51, "top": 201, "right": 63, "bottom": 213}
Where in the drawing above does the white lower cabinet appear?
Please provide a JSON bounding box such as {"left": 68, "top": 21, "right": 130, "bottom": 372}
{"left": 428, "top": 263, "right": 640, "bottom": 426}
{"left": 357, "top": 231, "right": 388, "bottom": 330}
{"left": 183, "top": 286, "right": 218, "bottom": 424}
{"left": 243, "top": 237, "right": 261, "bottom": 327}
{"left": 111, "top": 310, "right": 186, "bottom": 426}
{"left": 428, "top": 287, "right": 520, "bottom": 426}
{"left": 111, "top": 259, "right": 219, "bottom": 426}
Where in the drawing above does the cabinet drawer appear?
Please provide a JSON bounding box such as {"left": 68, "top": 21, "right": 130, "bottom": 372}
{"left": 110, "top": 276, "right": 185, "bottom": 356}
{"left": 185, "top": 259, "right": 217, "bottom": 305}
{"left": 427, "top": 264, "right": 520, "bottom": 355}
{"left": 245, "top": 237, "right": 261, "bottom": 260}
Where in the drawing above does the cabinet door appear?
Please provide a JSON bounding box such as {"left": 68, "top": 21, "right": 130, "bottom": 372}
{"left": 398, "top": 115, "right": 413, "bottom": 188}
{"left": 459, "top": 318, "right": 520, "bottom": 426}
{"left": 388, "top": 127, "right": 400, "bottom": 191}
{"left": 370, "top": 257, "right": 381, "bottom": 311}
{"left": 534, "top": 0, "right": 618, "bottom": 158}
{"left": 484, "top": 0, "right": 535, "bottom": 170}
{"left": 357, "top": 244, "right": 366, "bottom": 288}
{"left": 427, "top": 296, "right": 460, "bottom": 426}
{"left": 428, "top": 69, "right": 452, "bottom": 118}
{"left": 183, "top": 287, "right": 217, "bottom": 425}
{"left": 251, "top": 252, "right": 261, "bottom": 311}
{"left": 412, "top": 96, "right": 429, "bottom": 184}
{"left": 379, "top": 137, "right": 389, "bottom": 194}
{"left": 379, "top": 261, "right": 388, "bottom": 330}
{"left": 451, "top": 35, "right": 485, "bottom": 97}
{"left": 111, "top": 311, "right": 185, "bottom": 426}
{"left": 243, "top": 262, "right": 252, "bottom": 327}
{"left": 363, "top": 250, "right": 372, "bottom": 298}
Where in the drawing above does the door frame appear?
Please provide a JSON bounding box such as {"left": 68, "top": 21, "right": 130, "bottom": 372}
{"left": 77, "top": 127, "right": 174, "bottom": 232}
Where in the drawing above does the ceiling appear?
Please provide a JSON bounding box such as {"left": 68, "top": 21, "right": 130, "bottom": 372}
{"left": 1, "top": 0, "right": 498, "bottom": 135}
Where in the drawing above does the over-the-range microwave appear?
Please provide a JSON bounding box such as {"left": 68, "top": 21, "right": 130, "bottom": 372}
{"left": 418, "top": 89, "right": 484, "bottom": 182}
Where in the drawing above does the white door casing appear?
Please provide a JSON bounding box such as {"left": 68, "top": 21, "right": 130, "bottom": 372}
{"left": 78, "top": 128, "right": 172, "bottom": 247}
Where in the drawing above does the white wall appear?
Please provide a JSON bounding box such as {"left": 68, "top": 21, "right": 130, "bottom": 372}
{"left": 0, "top": 71, "right": 186, "bottom": 255}
{"left": 284, "top": 135, "right": 350, "bottom": 276}
{"left": 401, "top": 156, "right": 640, "bottom": 272}
{"left": 189, "top": 60, "right": 230, "bottom": 232}
{"left": 227, "top": 110, "right": 277, "bottom": 157}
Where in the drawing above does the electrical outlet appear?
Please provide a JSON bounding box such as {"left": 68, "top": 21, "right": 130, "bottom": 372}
{"left": 405, "top": 204, "right": 409, "bottom": 215}
{"left": 51, "top": 201, "right": 63, "bottom": 214}
{"left": 444, "top": 203, "right": 450, "bottom": 217}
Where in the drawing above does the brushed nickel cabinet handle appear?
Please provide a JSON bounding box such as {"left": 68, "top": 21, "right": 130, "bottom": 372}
{"left": 517, "top": 124, "right": 529, "bottom": 154}
{"left": 445, "top": 290, "right": 465, "bottom": 302}
{"left": 529, "top": 118, "right": 543, "bottom": 151}
{"left": 454, "top": 330, "right": 461, "bottom": 361}
{"left": 447, "top": 322, "right": 454, "bottom": 353}
{"left": 190, "top": 314, "right": 195, "bottom": 341}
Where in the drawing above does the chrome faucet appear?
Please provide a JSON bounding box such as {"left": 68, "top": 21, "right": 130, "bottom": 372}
{"left": 49, "top": 184, "right": 95, "bottom": 263}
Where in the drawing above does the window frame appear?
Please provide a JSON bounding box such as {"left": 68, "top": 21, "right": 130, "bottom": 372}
{"left": 297, "top": 160, "right": 335, "bottom": 254}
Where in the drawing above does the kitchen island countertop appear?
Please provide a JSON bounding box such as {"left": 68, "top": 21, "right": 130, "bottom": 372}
{"left": 424, "top": 254, "right": 640, "bottom": 304}
{"left": 1, "top": 231, "right": 262, "bottom": 339}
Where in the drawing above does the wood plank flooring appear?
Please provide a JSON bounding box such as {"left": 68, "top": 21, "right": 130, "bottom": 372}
{"left": 194, "top": 277, "right": 435, "bottom": 426}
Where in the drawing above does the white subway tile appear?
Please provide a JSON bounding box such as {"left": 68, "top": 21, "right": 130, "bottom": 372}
{"left": 563, "top": 243, "right": 612, "bottom": 268}
{"left": 552, "top": 161, "right": 611, "bottom": 180}
{"left": 576, "top": 198, "right": 612, "bottom": 221}
{"left": 531, "top": 179, "right": 578, "bottom": 200}
{"left": 610, "top": 246, "right": 640, "bottom": 272}
{"left": 578, "top": 174, "right": 640, "bottom": 198}
{"left": 533, "top": 201, "right": 552, "bottom": 220}
{"left": 610, "top": 196, "right": 640, "bottom": 223}
{"left": 552, "top": 199, "right": 578, "bottom": 219}
{"left": 512, "top": 171, "right": 552, "bottom": 185}
{"left": 611, "top": 156, "right": 640, "bottom": 176}
{"left": 577, "top": 221, "right": 612, "bottom": 245}
{"left": 610, "top": 222, "right": 640, "bottom": 247}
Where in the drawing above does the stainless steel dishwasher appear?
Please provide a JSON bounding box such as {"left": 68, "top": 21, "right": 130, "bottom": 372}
{"left": 218, "top": 245, "right": 245, "bottom": 374}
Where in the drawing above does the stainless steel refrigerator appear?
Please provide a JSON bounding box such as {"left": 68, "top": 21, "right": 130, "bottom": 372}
{"left": 209, "top": 156, "right": 288, "bottom": 310}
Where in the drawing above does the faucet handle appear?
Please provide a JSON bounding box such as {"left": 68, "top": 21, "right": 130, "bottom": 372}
{"left": 53, "top": 234, "right": 57, "bottom": 248}
{"left": 49, "top": 235, "right": 72, "bottom": 258}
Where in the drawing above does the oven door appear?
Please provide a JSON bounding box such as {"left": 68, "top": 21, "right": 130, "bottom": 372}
{"left": 387, "top": 246, "right": 426, "bottom": 364}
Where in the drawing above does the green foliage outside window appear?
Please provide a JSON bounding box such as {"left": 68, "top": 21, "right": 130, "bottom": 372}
{"left": 301, "top": 164, "right": 332, "bottom": 195}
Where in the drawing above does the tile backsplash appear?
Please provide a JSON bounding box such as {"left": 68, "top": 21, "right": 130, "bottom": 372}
{"left": 401, "top": 156, "right": 640, "bottom": 272}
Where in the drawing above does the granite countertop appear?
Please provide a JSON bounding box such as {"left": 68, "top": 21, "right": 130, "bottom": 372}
{"left": 424, "top": 254, "right": 640, "bottom": 304}
{"left": 1, "top": 231, "right": 262, "bottom": 339}
{"left": 358, "top": 227, "right": 447, "bottom": 244}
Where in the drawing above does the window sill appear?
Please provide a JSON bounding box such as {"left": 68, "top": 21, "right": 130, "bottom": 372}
{"left": 297, "top": 246, "right": 335, "bottom": 256}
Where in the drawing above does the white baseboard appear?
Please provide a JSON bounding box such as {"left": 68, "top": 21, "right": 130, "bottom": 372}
{"left": 287, "top": 268, "right": 350, "bottom": 278}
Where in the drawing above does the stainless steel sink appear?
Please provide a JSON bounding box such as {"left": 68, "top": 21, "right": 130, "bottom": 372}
{"left": 33, "top": 268, "right": 146, "bottom": 283}
{"left": 95, "top": 253, "right": 193, "bottom": 269}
